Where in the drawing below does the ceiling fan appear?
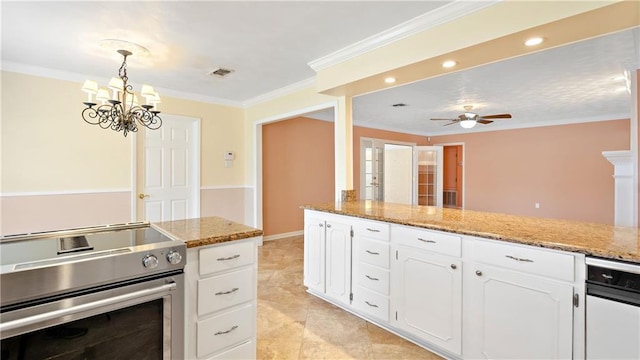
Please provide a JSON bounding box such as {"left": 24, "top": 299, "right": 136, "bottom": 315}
{"left": 431, "top": 105, "right": 512, "bottom": 129}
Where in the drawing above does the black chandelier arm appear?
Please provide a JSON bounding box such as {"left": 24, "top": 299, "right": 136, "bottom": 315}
{"left": 131, "top": 106, "right": 163, "bottom": 130}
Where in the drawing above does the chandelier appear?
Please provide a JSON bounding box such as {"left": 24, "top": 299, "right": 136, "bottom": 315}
{"left": 81, "top": 49, "right": 162, "bottom": 137}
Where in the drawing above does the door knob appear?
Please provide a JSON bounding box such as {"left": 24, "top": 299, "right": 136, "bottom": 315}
{"left": 138, "top": 193, "right": 150, "bottom": 199}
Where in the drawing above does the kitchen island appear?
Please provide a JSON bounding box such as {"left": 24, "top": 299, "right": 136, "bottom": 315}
{"left": 303, "top": 200, "right": 640, "bottom": 263}
{"left": 301, "top": 201, "right": 639, "bottom": 360}
{"left": 154, "top": 217, "right": 263, "bottom": 360}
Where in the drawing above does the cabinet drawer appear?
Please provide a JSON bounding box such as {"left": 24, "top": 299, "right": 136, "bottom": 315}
{"left": 353, "top": 219, "right": 390, "bottom": 242}
{"left": 206, "top": 340, "right": 254, "bottom": 360}
{"left": 392, "top": 226, "right": 461, "bottom": 257}
{"left": 200, "top": 241, "right": 255, "bottom": 276}
{"left": 356, "top": 262, "right": 389, "bottom": 295}
{"left": 197, "top": 304, "right": 254, "bottom": 358}
{"left": 353, "top": 286, "right": 389, "bottom": 322}
{"left": 356, "top": 238, "right": 390, "bottom": 269}
{"left": 198, "top": 267, "right": 254, "bottom": 316}
{"left": 468, "top": 239, "right": 575, "bottom": 281}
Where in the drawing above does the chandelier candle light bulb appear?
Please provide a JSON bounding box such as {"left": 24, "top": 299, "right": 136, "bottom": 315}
{"left": 81, "top": 49, "right": 162, "bottom": 136}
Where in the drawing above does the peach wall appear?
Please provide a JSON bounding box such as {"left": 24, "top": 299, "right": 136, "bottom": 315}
{"left": 262, "top": 117, "right": 335, "bottom": 236}
{"left": 353, "top": 127, "right": 428, "bottom": 199}
{"left": 430, "top": 120, "right": 630, "bottom": 225}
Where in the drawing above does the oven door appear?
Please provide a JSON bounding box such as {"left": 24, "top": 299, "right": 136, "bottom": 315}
{"left": 0, "top": 272, "right": 184, "bottom": 360}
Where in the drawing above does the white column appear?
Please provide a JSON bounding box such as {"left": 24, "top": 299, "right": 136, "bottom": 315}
{"left": 334, "top": 96, "right": 353, "bottom": 201}
{"left": 602, "top": 151, "right": 634, "bottom": 227}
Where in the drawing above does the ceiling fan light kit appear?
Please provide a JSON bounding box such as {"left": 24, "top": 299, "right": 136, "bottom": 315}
{"left": 459, "top": 119, "right": 477, "bottom": 129}
{"left": 430, "top": 105, "right": 512, "bottom": 129}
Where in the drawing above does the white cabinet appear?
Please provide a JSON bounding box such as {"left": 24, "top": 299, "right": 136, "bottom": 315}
{"left": 352, "top": 219, "right": 391, "bottom": 321}
{"left": 184, "top": 238, "right": 259, "bottom": 360}
{"left": 391, "top": 226, "right": 462, "bottom": 356}
{"left": 302, "top": 211, "right": 585, "bottom": 360}
{"left": 303, "top": 210, "right": 352, "bottom": 306}
{"left": 463, "top": 238, "right": 578, "bottom": 360}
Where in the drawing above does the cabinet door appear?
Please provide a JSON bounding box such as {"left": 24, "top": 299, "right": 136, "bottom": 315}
{"left": 392, "top": 246, "right": 462, "bottom": 355}
{"left": 303, "top": 216, "right": 325, "bottom": 293}
{"left": 325, "top": 220, "right": 352, "bottom": 305}
{"left": 463, "top": 263, "right": 574, "bottom": 359}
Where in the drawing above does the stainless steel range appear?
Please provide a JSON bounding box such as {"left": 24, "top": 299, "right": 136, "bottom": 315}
{"left": 0, "top": 222, "right": 186, "bottom": 359}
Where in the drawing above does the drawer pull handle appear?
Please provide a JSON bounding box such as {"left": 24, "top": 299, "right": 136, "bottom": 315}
{"left": 217, "top": 254, "right": 240, "bottom": 261}
{"left": 366, "top": 228, "right": 380, "bottom": 233}
{"left": 417, "top": 238, "right": 436, "bottom": 243}
{"left": 366, "top": 250, "right": 380, "bottom": 255}
{"left": 215, "top": 287, "right": 239, "bottom": 296}
{"left": 214, "top": 325, "right": 238, "bottom": 336}
{"left": 505, "top": 255, "right": 534, "bottom": 263}
{"left": 365, "top": 301, "right": 379, "bottom": 308}
{"left": 365, "top": 275, "right": 379, "bottom": 281}
{"left": 602, "top": 274, "right": 613, "bottom": 280}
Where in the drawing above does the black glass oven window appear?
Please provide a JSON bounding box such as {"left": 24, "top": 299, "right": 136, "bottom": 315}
{"left": 1, "top": 299, "right": 163, "bottom": 360}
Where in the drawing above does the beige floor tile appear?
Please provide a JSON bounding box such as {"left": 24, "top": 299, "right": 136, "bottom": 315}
{"left": 300, "top": 340, "right": 373, "bottom": 360}
{"left": 258, "top": 339, "right": 302, "bottom": 360}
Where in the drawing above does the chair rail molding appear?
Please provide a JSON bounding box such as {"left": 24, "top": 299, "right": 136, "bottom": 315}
{"left": 602, "top": 150, "right": 633, "bottom": 227}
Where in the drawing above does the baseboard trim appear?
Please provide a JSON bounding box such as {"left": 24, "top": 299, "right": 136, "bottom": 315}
{"left": 263, "top": 230, "right": 303, "bottom": 241}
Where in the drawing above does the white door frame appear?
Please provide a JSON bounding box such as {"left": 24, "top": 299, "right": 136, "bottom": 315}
{"left": 252, "top": 101, "right": 338, "bottom": 230}
{"left": 130, "top": 113, "right": 201, "bottom": 222}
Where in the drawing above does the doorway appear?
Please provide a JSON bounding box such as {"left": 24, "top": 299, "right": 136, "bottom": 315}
{"left": 135, "top": 114, "right": 200, "bottom": 222}
{"left": 442, "top": 144, "right": 464, "bottom": 208}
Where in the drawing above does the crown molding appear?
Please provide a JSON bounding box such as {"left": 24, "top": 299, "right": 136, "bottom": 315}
{"left": 308, "top": 0, "right": 501, "bottom": 72}
{"left": 242, "top": 76, "right": 316, "bottom": 107}
{"left": 1, "top": 61, "right": 244, "bottom": 108}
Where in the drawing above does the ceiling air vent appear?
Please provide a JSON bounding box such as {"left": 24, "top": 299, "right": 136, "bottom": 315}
{"left": 208, "top": 68, "right": 234, "bottom": 78}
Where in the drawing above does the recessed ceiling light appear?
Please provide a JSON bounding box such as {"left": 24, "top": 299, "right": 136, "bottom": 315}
{"left": 384, "top": 77, "right": 396, "bottom": 84}
{"left": 442, "top": 60, "right": 457, "bottom": 68}
{"left": 524, "top": 37, "right": 544, "bottom": 46}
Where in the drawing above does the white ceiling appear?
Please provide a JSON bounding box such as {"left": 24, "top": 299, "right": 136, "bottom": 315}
{"left": 0, "top": 1, "right": 449, "bottom": 104}
{"left": 1, "top": 1, "right": 638, "bottom": 136}
{"left": 352, "top": 27, "right": 639, "bottom": 135}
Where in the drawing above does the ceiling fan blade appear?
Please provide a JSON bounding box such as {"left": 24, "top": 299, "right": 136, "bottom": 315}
{"left": 480, "top": 113, "right": 512, "bottom": 119}
{"left": 443, "top": 121, "right": 457, "bottom": 126}
{"left": 430, "top": 118, "right": 457, "bottom": 121}
{"left": 477, "top": 119, "right": 494, "bottom": 124}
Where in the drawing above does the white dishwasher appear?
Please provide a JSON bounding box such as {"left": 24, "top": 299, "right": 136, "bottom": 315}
{"left": 586, "top": 257, "right": 640, "bottom": 360}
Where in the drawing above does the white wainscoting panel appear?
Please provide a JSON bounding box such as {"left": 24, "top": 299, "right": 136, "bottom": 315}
{"left": 1, "top": 190, "right": 131, "bottom": 236}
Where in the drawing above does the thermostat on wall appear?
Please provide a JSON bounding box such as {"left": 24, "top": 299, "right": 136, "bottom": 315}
{"left": 224, "top": 151, "right": 235, "bottom": 160}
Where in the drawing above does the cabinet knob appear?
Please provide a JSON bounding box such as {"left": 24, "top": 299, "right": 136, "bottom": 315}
{"left": 450, "top": 264, "right": 457, "bottom": 270}
{"left": 326, "top": 224, "right": 332, "bottom": 228}
{"left": 319, "top": 223, "right": 324, "bottom": 227}
{"left": 475, "top": 270, "right": 483, "bottom": 276}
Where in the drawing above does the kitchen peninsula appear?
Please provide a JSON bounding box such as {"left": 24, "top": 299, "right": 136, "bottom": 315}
{"left": 154, "top": 217, "right": 263, "bottom": 360}
{"left": 302, "top": 201, "right": 639, "bottom": 360}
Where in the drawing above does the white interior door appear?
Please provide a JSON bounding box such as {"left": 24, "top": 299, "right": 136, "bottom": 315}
{"left": 136, "top": 114, "right": 200, "bottom": 222}
{"left": 383, "top": 144, "right": 414, "bottom": 204}
{"left": 415, "top": 146, "right": 444, "bottom": 207}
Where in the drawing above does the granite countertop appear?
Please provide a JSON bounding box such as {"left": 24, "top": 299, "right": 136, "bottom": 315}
{"left": 152, "top": 217, "right": 263, "bottom": 248}
{"left": 303, "top": 201, "right": 640, "bottom": 263}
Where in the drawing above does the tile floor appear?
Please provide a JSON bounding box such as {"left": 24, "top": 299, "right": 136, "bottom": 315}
{"left": 257, "top": 235, "right": 444, "bottom": 360}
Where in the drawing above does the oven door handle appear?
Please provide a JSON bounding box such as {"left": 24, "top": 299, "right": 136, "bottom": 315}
{"left": 0, "top": 282, "right": 177, "bottom": 334}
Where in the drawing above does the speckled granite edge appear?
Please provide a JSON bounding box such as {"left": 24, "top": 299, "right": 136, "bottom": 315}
{"left": 302, "top": 202, "right": 640, "bottom": 263}
{"left": 152, "top": 217, "right": 263, "bottom": 248}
